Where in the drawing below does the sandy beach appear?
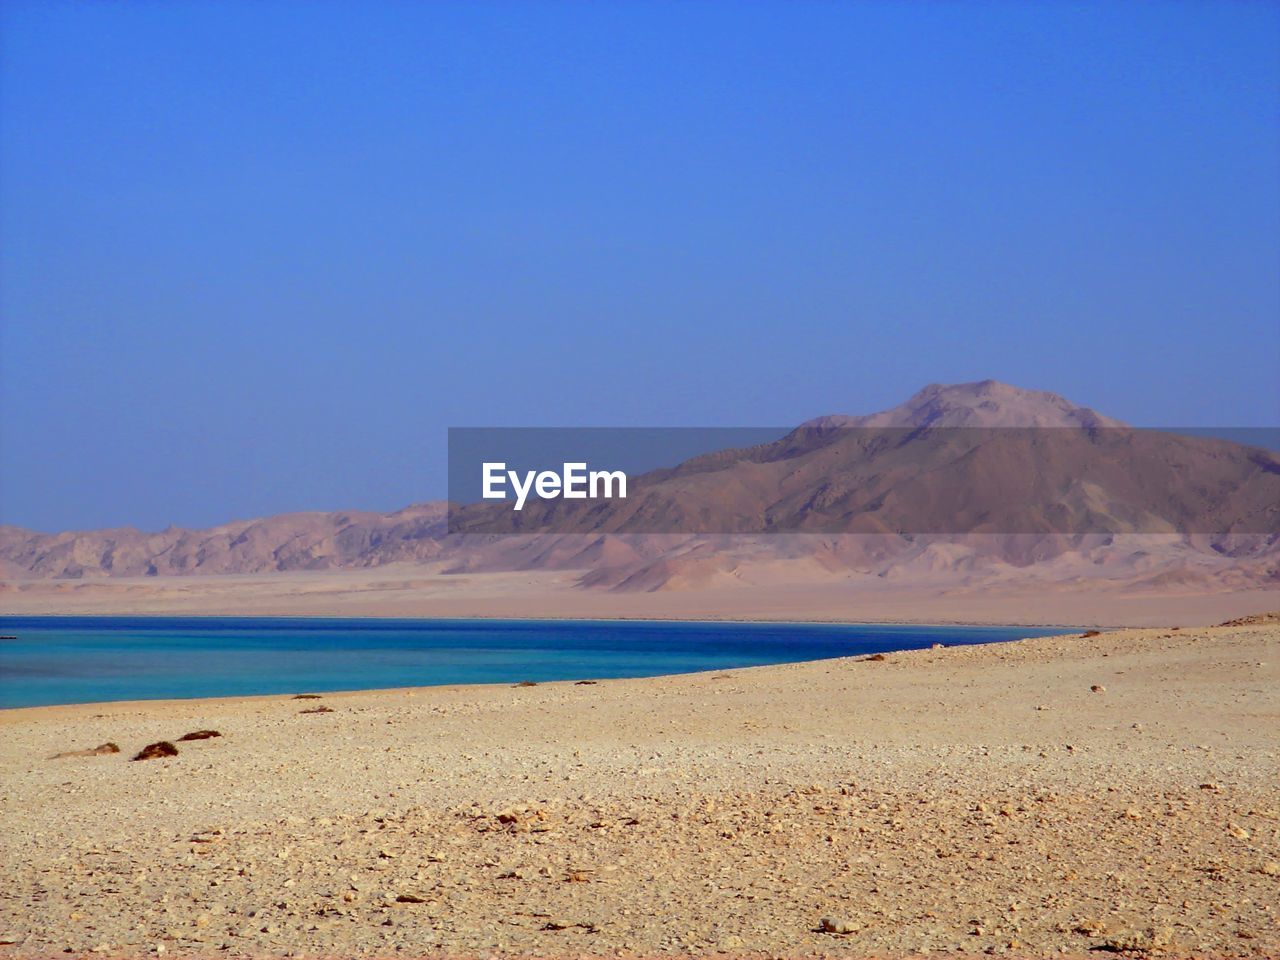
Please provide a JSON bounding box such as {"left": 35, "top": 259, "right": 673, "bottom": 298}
{"left": 2, "top": 617, "right": 1277, "bottom": 958}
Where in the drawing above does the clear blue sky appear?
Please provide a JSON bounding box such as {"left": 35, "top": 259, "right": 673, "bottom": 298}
{"left": 2, "top": 1, "right": 1278, "bottom": 532}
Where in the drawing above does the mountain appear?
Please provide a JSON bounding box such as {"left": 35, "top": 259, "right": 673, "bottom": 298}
{"left": 2, "top": 381, "right": 1277, "bottom": 596}
{"left": 805, "top": 379, "right": 1125, "bottom": 429}
{"left": 450, "top": 379, "right": 1277, "bottom": 537}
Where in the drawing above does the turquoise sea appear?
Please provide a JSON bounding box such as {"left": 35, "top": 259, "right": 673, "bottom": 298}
{"left": 0, "top": 616, "right": 1066, "bottom": 708}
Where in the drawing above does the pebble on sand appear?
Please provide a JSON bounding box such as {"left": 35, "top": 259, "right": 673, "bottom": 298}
{"left": 49, "top": 742, "right": 120, "bottom": 760}
{"left": 819, "top": 916, "right": 861, "bottom": 934}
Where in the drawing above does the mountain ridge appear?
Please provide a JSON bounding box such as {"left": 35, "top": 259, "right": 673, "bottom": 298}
{"left": 2, "top": 381, "right": 1276, "bottom": 594}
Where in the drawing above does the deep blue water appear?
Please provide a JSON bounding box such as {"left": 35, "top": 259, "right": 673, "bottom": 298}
{"left": 0, "top": 616, "right": 1065, "bottom": 708}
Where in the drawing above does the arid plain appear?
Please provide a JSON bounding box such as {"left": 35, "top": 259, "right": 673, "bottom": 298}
{"left": 2, "top": 617, "right": 1277, "bottom": 958}
{"left": 2, "top": 563, "right": 1279, "bottom": 628}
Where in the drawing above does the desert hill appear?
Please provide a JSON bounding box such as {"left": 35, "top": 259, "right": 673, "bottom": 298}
{"left": 2, "top": 381, "right": 1277, "bottom": 598}
{"left": 0, "top": 503, "right": 449, "bottom": 580}
{"left": 452, "top": 386, "right": 1275, "bottom": 538}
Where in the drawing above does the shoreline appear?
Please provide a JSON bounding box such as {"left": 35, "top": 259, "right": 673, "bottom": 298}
{"left": 0, "top": 626, "right": 1078, "bottom": 717}
{"left": 0, "top": 608, "right": 1087, "bottom": 628}
{"left": 0, "top": 620, "right": 1077, "bottom": 716}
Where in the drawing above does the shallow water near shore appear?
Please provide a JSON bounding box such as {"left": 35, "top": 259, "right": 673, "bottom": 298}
{"left": 0, "top": 616, "right": 1064, "bottom": 708}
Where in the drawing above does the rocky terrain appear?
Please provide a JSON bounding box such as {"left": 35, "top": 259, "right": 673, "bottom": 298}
{"left": 2, "top": 381, "right": 1280, "bottom": 616}
{"left": 2, "top": 618, "right": 1277, "bottom": 957}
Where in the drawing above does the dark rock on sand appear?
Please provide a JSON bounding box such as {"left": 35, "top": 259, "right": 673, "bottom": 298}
{"left": 177, "top": 730, "right": 222, "bottom": 741}
{"left": 541, "top": 919, "right": 596, "bottom": 932}
{"left": 300, "top": 706, "right": 334, "bottom": 714}
{"left": 292, "top": 694, "right": 323, "bottom": 699}
{"left": 132, "top": 742, "right": 178, "bottom": 761}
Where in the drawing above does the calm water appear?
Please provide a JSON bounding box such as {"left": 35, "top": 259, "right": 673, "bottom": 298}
{"left": 0, "top": 616, "right": 1065, "bottom": 708}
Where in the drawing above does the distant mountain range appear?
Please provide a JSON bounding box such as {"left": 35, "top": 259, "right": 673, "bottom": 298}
{"left": 3, "top": 381, "right": 1277, "bottom": 595}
